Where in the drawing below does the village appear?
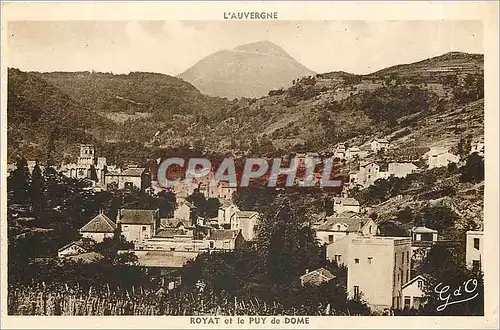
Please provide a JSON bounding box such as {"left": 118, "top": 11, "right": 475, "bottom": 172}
{"left": 6, "top": 132, "right": 484, "bottom": 313}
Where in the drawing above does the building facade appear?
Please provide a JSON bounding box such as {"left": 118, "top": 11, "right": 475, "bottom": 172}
{"left": 346, "top": 237, "right": 412, "bottom": 310}
{"left": 466, "top": 230, "right": 483, "bottom": 270}
{"left": 117, "top": 209, "right": 160, "bottom": 244}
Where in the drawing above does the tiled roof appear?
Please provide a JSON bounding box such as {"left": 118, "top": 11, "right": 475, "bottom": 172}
{"left": 162, "top": 218, "right": 193, "bottom": 228}
{"left": 236, "top": 211, "right": 259, "bottom": 218}
{"left": 80, "top": 213, "right": 116, "bottom": 233}
{"left": 208, "top": 229, "right": 240, "bottom": 240}
{"left": 412, "top": 226, "right": 437, "bottom": 234}
{"left": 315, "top": 213, "right": 372, "bottom": 232}
{"left": 118, "top": 209, "right": 158, "bottom": 225}
{"left": 300, "top": 268, "right": 336, "bottom": 285}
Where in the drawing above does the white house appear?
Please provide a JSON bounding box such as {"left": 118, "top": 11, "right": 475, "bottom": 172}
{"left": 218, "top": 202, "right": 240, "bottom": 227}
{"left": 332, "top": 197, "right": 361, "bottom": 214}
{"left": 79, "top": 212, "right": 117, "bottom": 243}
{"left": 388, "top": 162, "right": 418, "bottom": 178}
{"left": 402, "top": 275, "right": 429, "bottom": 309}
{"left": 117, "top": 208, "right": 160, "bottom": 245}
{"left": 346, "top": 236, "right": 412, "bottom": 310}
{"left": 358, "top": 162, "right": 380, "bottom": 187}
{"left": 426, "top": 150, "right": 459, "bottom": 169}
{"left": 231, "top": 211, "right": 260, "bottom": 241}
{"left": 174, "top": 198, "right": 197, "bottom": 222}
{"left": 315, "top": 213, "right": 378, "bottom": 245}
{"left": 466, "top": 230, "right": 483, "bottom": 270}
{"left": 370, "top": 139, "right": 389, "bottom": 152}
{"left": 345, "top": 146, "right": 361, "bottom": 160}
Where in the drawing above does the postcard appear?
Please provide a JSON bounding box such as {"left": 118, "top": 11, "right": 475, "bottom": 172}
{"left": 1, "top": 1, "right": 498, "bottom": 329}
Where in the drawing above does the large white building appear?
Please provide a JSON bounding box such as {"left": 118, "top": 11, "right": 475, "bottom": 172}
{"left": 328, "top": 235, "right": 412, "bottom": 310}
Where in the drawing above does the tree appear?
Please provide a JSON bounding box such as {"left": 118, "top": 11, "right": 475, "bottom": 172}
{"left": 256, "top": 197, "right": 322, "bottom": 287}
{"left": 414, "top": 205, "right": 457, "bottom": 234}
{"left": 419, "top": 244, "right": 483, "bottom": 315}
{"left": 8, "top": 157, "right": 31, "bottom": 204}
{"left": 460, "top": 153, "right": 484, "bottom": 183}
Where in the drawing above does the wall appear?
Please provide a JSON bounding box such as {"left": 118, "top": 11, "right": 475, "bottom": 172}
{"left": 466, "top": 231, "right": 483, "bottom": 269}
{"left": 121, "top": 224, "right": 154, "bottom": 244}
{"left": 81, "top": 232, "right": 114, "bottom": 243}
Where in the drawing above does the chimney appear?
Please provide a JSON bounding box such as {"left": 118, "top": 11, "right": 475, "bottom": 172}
{"left": 305, "top": 269, "right": 309, "bottom": 274}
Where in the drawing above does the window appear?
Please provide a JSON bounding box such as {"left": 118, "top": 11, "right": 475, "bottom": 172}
{"left": 472, "top": 260, "right": 480, "bottom": 270}
{"left": 369, "top": 225, "right": 372, "bottom": 234}
{"left": 368, "top": 257, "right": 373, "bottom": 264}
{"left": 328, "top": 235, "right": 334, "bottom": 242}
{"left": 142, "top": 226, "right": 147, "bottom": 231}
{"left": 368, "top": 175, "right": 371, "bottom": 179}
{"left": 406, "top": 251, "right": 409, "bottom": 263}
{"left": 417, "top": 280, "right": 423, "bottom": 289}
{"left": 406, "top": 270, "right": 409, "bottom": 283}
{"left": 404, "top": 297, "right": 411, "bottom": 309}
{"left": 337, "top": 224, "right": 341, "bottom": 230}
{"left": 354, "top": 286, "right": 360, "bottom": 298}
{"left": 354, "top": 258, "right": 359, "bottom": 264}
{"left": 474, "top": 238, "right": 480, "bottom": 250}
{"left": 209, "top": 241, "right": 215, "bottom": 249}
{"left": 170, "top": 248, "right": 176, "bottom": 251}
{"left": 401, "top": 252, "right": 404, "bottom": 263}
{"left": 397, "top": 273, "right": 400, "bottom": 282}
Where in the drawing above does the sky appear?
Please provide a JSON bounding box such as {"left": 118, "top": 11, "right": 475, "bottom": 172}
{"left": 7, "top": 20, "right": 483, "bottom": 76}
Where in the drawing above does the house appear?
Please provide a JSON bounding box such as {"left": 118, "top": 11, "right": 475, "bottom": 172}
{"left": 58, "top": 240, "right": 90, "bottom": 258}
{"left": 388, "top": 162, "right": 418, "bottom": 178}
{"left": 117, "top": 208, "right": 160, "bottom": 244}
{"left": 231, "top": 211, "right": 260, "bottom": 241}
{"left": 316, "top": 213, "right": 377, "bottom": 245}
{"left": 345, "top": 146, "right": 361, "bottom": 160}
{"left": 218, "top": 202, "right": 240, "bottom": 227}
{"left": 104, "top": 167, "right": 151, "bottom": 191}
{"left": 426, "top": 150, "right": 459, "bottom": 169}
{"left": 466, "top": 230, "right": 483, "bottom": 271}
{"left": 358, "top": 162, "right": 380, "bottom": 188}
{"left": 207, "top": 181, "right": 237, "bottom": 201}
{"left": 207, "top": 229, "right": 244, "bottom": 250}
{"left": 300, "top": 268, "right": 336, "bottom": 286}
{"left": 173, "top": 198, "right": 197, "bottom": 222}
{"left": 333, "top": 144, "right": 346, "bottom": 159}
{"left": 346, "top": 236, "right": 412, "bottom": 310}
{"left": 79, "top": 212, "right": 117, "bottom": 243}
{"left": 402, "top": 275, "right": 430, "bottom": 310}
{"left": 412, "top": 226, "right": 438, "bottom": 242}
{"left": 332, "top": 197, "right": 360, "bottom": 214}
{"left": 370, "top": 138, "right": 389, "bottom": 152}
{"left": 161, "top": 218, "right": 195, "bottom": 236}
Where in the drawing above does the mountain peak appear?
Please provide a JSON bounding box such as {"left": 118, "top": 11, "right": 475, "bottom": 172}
{"left": 233, "top": 40, "right": 293, "bottom": 60}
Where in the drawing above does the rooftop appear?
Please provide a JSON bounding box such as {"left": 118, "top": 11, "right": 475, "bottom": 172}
{"left": 412, "top": 226, "right": 438, "bottom": 234}
{"left": 208, "top": 229, "right": 241, "bottom": 240}
{"left": 118, "top": 209, "right": 158, "bottom": 225}
{"left": 315, "top": 212, "right": 371, "bottom": 232}
{"left": 80, "top": 213, "right": 116, "bottom": 233}
{"left": 236, "top": 211, "right": 259, "bottom": 218}
{"left": 333, "top": 197, "right": 360, "bottom": 206}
